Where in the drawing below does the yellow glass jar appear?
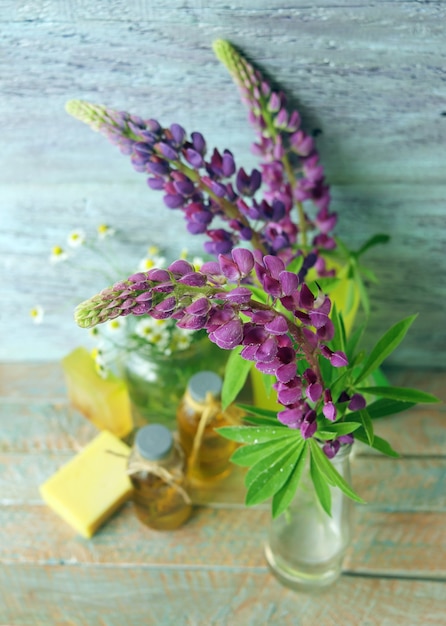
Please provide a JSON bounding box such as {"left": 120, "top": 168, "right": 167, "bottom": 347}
{"left": 127, "top": 424, "right": 192, "bottom": 530}
{"left": 177, "top": 371, "right": 239, "bottom": 483}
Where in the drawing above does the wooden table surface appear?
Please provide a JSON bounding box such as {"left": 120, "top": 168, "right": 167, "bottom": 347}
{"left": 1, "top": 363, "right": 445, "bottom": 626}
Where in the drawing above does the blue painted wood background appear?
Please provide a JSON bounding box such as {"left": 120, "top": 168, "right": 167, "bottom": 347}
{"left": 1, "top": 1, "right": 445, "bottom": 365}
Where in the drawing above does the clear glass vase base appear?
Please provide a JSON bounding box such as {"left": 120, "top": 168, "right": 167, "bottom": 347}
{"left": 264, "top": 542, "right": 344, "bottom": 590}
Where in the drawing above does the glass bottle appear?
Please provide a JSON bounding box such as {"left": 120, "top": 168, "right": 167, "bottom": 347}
{"left": 127, "top": 423, "right": 192, "bottom": 530}
{"left": 177, "top": 371, "right": 239, "bottom": 483}
{"left": 264, "top": 444, "right": 354, "bottom": 589}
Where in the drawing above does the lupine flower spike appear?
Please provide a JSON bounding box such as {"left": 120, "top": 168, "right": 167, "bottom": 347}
{"left": 75, "top": 249, "right": 348, "bottom": 448}
{"left": 213, "top": 39, "right": 336, "bottom": 263}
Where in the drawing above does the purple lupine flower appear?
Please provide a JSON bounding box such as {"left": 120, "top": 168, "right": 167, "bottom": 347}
{"left": 323, "top": 440, "right": 341, "bottom": 459}
{"left": 75, "top": 246, "right": 352, "bottom": 449}
{"left": 348, "top": 393, "right": 367, "bottom": 411}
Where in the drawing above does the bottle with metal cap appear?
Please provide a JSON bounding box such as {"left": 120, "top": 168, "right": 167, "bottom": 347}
{"left": 176, "top": 371, "right": 240, "bottom": 483}
{"left": 127, "top": 424, "right": 192, "bottom": 530}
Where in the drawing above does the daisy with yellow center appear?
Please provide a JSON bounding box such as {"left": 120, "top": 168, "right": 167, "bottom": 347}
{"left": 29, "top": 306, "right": 44, "bottom": 324}
{"left": 67, "top": 229, "right": 86, "bottom": 248}
{"left": 97, "top": 224, "right": 116, "bottom": 240}
{"left": 50, "top": 246, "right": 68, "bottom": 263}
{"left": 138, "top": 249, "right": 166, "bottom": 272}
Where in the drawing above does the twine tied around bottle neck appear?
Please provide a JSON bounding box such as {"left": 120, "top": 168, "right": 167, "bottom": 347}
{"left": 123, "top": 446, "right": 192, "bottom": 505}
{"left": 186, "top": 389, "right": 242, "bottom": 471}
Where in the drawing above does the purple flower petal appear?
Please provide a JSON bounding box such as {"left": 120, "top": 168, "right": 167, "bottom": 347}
{"left": 348, "top": 393, "right": 366, "bottom": 411}
{"left": 232, "top": 248, "right": 255, "bottom": 276}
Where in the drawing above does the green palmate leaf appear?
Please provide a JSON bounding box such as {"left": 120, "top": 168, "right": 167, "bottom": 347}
{"left": 316, "top": 422, "right": 362, "bottom": 440}
{"left": 217, "top": 424, "right": 295, "bottom": 445}
{"left": 286, "top": 255, "right": 304, "bottom": 275}
{"left": 370, "top": 367, "right": 389, "bottom": 387}
{"left": 244, "top": 437, "right": 303, "bottom": 489}
{"left": 354, "top": 427, "right": 399, "bottom": 458}
{"left": 222, "top": 347, "right": 252, "bottom": 409}
{"left": 357, "top": 264, "right": 378, "bottom": 284}
{"left": 309, "top": 440, "right": 366, "bottom": 504}
{"left": 356, "top": 233, "right": 391, "bottom": 258}
{"left": 346, "top": 321, "right": 366, "bottom": 360}
{"left": 230, "top": 437, "right": 293, "bottom": 467}
{"left": 245, "top": 441, "right": 304, "bottom": 506}
{"left": 329, "top": 369, "right": 351, "bottom": 401}
{"left": 237, "top": 404, "right": 279, "bottom": 420}
{"left": 357, "top": 385, "right": 440, "bottom": 404}
{"left": 259, "top": 371, "right": 275, "bottom": 400}
{"left": 354, "top": 272, "right": 370, "bottom": 316}
{"left": 272, "top": 443, "right": 308, "bottom": 518}
{"left": 357, "top": 398, "right": 415, "bottom": 419}
{"left": 330, "top": 304, "right": 346, "bottom": 354}
{"left": 358, "top": 408, "right": 374, "bottom": 445}
{"left": 310, "top": 453, "right": 332, "bottom": 515}
{"left": 244, "top": 284, "right": 269, "bottom": 303}
{"left": 242, "top": 414, "right": 280, "bottom": 426}
{"left": 354, "top": 315, "right": 418, "bottom": 384}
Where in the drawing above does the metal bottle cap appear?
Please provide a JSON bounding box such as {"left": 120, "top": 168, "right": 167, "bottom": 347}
{"left": 188, "top": 371, "right": 222, "bottom": 403}
{"left": 135, "top": 424, "right": 173, "bottom": 461}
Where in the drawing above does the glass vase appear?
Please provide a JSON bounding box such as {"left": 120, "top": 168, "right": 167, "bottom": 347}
{"left": 264, "top": 444, "right": 354, "bottom": 590}
{"left": 122, "top": 333, "right": 228, "bottom": 428}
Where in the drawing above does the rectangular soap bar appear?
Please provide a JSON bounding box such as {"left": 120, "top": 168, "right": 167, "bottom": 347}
{"left": 62, "top": 347, "right": 133, "bottom": 438}
{"left": 40, "top": 430, "right": 134, "bottom": 538}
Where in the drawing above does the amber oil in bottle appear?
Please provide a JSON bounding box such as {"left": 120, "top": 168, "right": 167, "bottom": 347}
{"left": 127, "top": 424, "right": 192, "bottom": 530}
{"left": 177, "top": 371, "right": 239, "bottom": 483}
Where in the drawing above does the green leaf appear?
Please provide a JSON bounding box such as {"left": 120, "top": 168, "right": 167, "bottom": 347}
{"left": 354, "top": 272, "right": 370, "bottom": 316}
{"left": 356, "top": 233, "right": 390, "bottom": 258}
{"left": 370, "top": 367, "right": 389, "bottom": 387}
{"left": 244, "top": 284, "right": 269, "bottom": 303}
{"left": 348, "top": 398, "right": 415, "bottom": 421}
{"left": 272, "top": 443, "right": 308, "bottom": 518}
{"left": 259, "top": 371, "right": 275, "bottom": 399}
{"left": 355, "top": 315, "right": 418, "bottom": 384}
{"left": 222, "top": 347, "right": 252, "bottom": 409}
{"left": 329, "top": 369, "right": 351, "bottom": 402}
{"left": 230, "top": 437, "right": 293, "bottom": 467}
{"left": 245, "top": 442, "right": 304, "bottom": 506}
{"left": 316, "top": 422, "right": 362, "bottom": 440}
{"left": 346, "top": 321, "right": 366, "bottom": 360}
{"left": 286, "top": 255, "right": 304, "bottom": 274}
{"left": 242, "top": 414, "right": 280, "bottom": 426}
{"left": 310, "top": 453, "right": 332, "bottom": 515}
{"left": 357, "top": 385, "right": 440, "bottom": 404}
{"left": 354, "top": 428, "right": 400, "bottom": 458}
{"left": 309, "top": 440, "right": 366, "bottom": 504}
{"left": 237, "top": 404, "right": 279, "bottom": 420}
{"left": 216, "top": 425, "right": 296, "bottom": 445}
{"left": 330, "top": 303, "right": 346, "bottom": 354}
{"left": 358, "top": 408, "right": 374, "bottom": 445}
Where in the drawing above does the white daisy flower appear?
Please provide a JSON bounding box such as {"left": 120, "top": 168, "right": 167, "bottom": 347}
{"left": 50, "top": 245, "right": 69, "bottom": 263}
{"left": 106, "top": 318, "right": 126, "bottom": 332}
{"left": 67, "top": 229, "right": 86, "bottom": 248}
{"left": 29, "top": 305, "right": 44, "bottom": 324}
{"left": 138, "top": 251, "right": 166, "bottom": 272}
{"left": 97, "top": 224, "right": 116, "bottom": 240}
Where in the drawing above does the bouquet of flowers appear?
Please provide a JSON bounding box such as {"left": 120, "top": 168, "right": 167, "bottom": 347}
{"left": 68, "top": 40, "right": 438, "bottom": 518}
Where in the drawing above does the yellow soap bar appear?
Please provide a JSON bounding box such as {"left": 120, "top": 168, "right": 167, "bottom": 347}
{"left": 40, "top": 431, "right": 134, "bottom": 538}
{"left": 62, "top": 347, "right": 133, "bottom": 438}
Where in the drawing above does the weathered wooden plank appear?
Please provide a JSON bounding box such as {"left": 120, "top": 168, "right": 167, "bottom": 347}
{"left": 0, "top": 403, "right": 98, "bottom": 453}
{"left": 345, "top": 510, "right": 446, "bottom": 578}
{"left": 0, "top": 362, "right": 68, "bottom": 401}
{"left": 1, "top": 501, "right": 445, "bottom": 579}
{"left": 1, "top": 564, "right": 445, "bottom": 626}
